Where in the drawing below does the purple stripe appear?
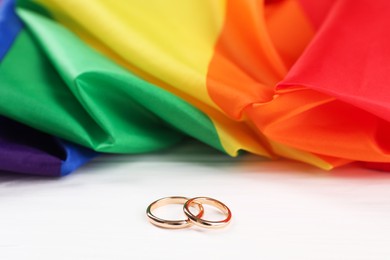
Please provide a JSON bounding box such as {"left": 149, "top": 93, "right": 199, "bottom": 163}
{"left": 0, "top": 116, "right": 98, "bottom": 176}
{"left": 0, "top": 117, "right": 64, "bottom": 176}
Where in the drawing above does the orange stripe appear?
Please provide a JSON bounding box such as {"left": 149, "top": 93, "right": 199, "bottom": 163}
{"left": 206, "top": 0, "right": 313, "bottom": 120}
{"left": 205, "top": 0, "right": 339, "bottom": 168}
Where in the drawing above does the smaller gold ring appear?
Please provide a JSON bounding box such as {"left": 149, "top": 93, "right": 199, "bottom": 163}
{"left": 183, "top": 197, "right": 232, "bottom": 229}
{"left": 146, "top": 196, "right": 204, "bottom": 229}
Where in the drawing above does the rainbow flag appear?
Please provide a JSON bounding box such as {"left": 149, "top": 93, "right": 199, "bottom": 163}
{"left": 1, "top": 0, "right": 390, "bottom": 175}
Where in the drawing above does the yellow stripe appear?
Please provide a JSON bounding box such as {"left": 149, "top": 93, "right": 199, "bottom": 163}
{"left": 36, "top": 0, "right": 226, "bottom": 110}
{"left": 33, "top": 0, "right": 335, "bottom": 168}
{"left": 35, "top": 0, "right": 275, "bottom": 158}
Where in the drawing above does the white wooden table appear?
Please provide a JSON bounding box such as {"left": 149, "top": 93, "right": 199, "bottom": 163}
{"left": 1, "top": 140, "right": 390, "bottom": 259}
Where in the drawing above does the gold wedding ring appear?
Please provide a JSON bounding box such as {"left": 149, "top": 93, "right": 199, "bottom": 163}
{"left": 184, "top": 197, "right": 232, "bottom": 229}
{"left": 146, "top": 196, "right": 204, "bottom": 229}
{"left": 146, "top": 196, "right": 232, "bottom": 229}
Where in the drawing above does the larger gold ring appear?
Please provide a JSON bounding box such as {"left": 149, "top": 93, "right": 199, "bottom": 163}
{"left": 183, "top": 197, "right": 232, "bottom": 229}
{"left": 146, "top": 196, "right": 204, "bottom": 229}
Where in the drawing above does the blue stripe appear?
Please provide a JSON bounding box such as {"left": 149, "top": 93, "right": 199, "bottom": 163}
{"left": 59, "top": 140, "right": 98, "bottom": 176}
{"left": 0, "top": 0, "right": 23, "bottom": 61}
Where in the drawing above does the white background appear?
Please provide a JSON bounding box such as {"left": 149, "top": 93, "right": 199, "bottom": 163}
{"left": 1, "top": 140, "right": 390, "bottom": 259}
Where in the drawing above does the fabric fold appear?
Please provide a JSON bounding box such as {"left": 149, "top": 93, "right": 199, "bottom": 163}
{"left": 2, "top": 0, "right": 390, "bottom": 175}
{"left": 271, "top": 0, "right": 390, "bottom": 163}
{"left": 1, "top": 6, "right": 229, "bottom": 157}
{"left": 0, "top": 0, "right": 96, "bottom": 176}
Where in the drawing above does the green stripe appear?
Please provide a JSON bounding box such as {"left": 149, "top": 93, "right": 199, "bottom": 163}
{"left": 0, "top": 8, "right": 224, "bottom": 153}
